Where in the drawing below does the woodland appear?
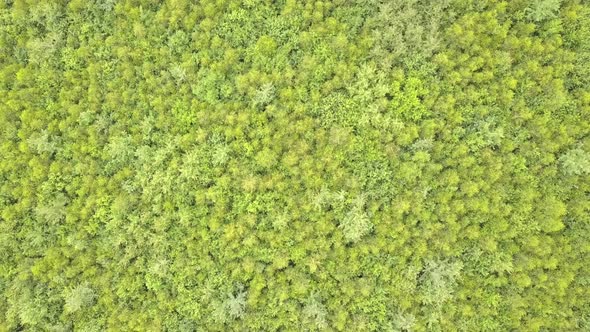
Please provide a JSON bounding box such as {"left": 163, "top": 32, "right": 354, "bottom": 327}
{"left": 0, "top": 0, "right": 589, "bottom": 331}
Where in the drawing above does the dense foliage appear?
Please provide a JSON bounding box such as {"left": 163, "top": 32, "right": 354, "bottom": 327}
{"left": 1, "top": 0, "right": 589, "bottom": 331}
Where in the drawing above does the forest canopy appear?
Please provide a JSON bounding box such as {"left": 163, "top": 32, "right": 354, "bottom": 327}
{"left": 0, "top": 0, "right": 589, "bottom": 331}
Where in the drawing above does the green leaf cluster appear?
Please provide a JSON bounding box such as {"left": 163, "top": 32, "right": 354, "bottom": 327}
{"left": 0, "top": 0, "right": 589, "bottom": 331}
